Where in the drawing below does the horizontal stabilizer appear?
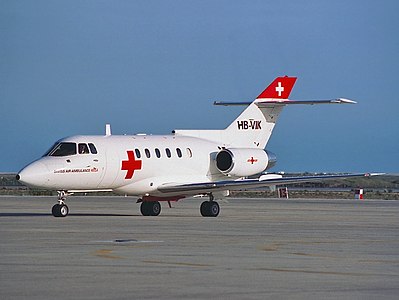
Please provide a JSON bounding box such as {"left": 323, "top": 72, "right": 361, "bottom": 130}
{"left": 257, "top": 98, "right": 357, "bottom": 106}
{"left": 214, "top": 101, "right": 253, "bottom": 106}
{"left": 214, "top": 98, "right": 356, "bottom": 107}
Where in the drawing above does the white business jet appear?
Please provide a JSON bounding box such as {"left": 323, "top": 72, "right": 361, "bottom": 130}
{"left": 17, "top": 76, "right": 371, "bottom": 217}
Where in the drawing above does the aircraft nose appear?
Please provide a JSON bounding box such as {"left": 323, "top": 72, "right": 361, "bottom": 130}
{"left": 17, "top": 161, "right": 50, "bottom": 188}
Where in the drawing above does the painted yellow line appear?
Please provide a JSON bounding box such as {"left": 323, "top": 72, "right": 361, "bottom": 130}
{"left": 93, "top": 249, "right": 122, "bottom": 259}
{"left": 143, "top": 260, "right": 214, "bottom": 268}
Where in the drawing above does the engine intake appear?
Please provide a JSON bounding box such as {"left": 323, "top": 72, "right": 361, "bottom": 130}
{"left": 215, "top": 148, "right": 276, "bottom": 177}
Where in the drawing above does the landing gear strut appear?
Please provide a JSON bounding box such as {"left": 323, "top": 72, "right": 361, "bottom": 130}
{"left": 200, "top": 193, "right": 220, "bottom": 217}
{"left": 52, "top": 191, "right": 70, "bottom": 217}
{"left": 140, "top": 201, "right": 161, "bottom": 216}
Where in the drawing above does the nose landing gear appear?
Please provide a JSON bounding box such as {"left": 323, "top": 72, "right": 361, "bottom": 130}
{"left": 52, "top": 191, "right": 70, "bottom": 217}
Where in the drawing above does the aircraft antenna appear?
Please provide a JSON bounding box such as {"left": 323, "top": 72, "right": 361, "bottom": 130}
{"left": 105, "top": 124, "right": 112, "bottom": 136}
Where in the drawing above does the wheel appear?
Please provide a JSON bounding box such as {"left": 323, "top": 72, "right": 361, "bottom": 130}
{"left": 59, "top": 204, "right": 69, "bottom": 217}
{"left": 52, "top": 204, "right": 61, "bottom": 217}
{"left": 150, "top": 202, "right": 161, "bottom": 216}
{"left": 200, "top": 201, "right": 210, "bottom": 217}
{"left": 140, "top": 202, "right": 151, "bottom": 216}
{"left": 52, "top": 204, "right": 69, "bottom": 217}
{"left": 200, "top": 201, "right": 220, "bottom": 217}
{"left": 208, "top": 201, "right": 220, "bottom": 217}
{"left": 151, "top": 201, "right": 161, "bottom": 216}
{"left": 140, "top": 202, "right": 161, "bottom": 216}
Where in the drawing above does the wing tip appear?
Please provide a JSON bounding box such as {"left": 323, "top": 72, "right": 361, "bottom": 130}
{"left": 364, "top": 172, "right": 385, "bottom": 177}
{"left": 336, "top": 98, "right": 357, "bottom": 104}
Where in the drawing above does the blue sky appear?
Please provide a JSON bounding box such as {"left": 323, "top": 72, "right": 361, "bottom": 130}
{"left": 1, "top": 0, "right": 398, "bottom": 173}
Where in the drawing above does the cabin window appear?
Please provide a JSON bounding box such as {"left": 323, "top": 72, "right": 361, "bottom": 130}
{"left": 78, "top": 143, "right": 90, "bottom": 154}
{"left": 88, "top": 143, "right": 97, "bottom": 154}
{"left": 155, "top": 148, "right": 161, "bottom": 158}
{"left": 145, "top": 149, "right": 151, "bottom": 158}
{"left": 176, "top": 148, "right": 182, "bottom": 158}
{"left": 186, "top": 148, "right": 192, "bottom": 158}
{"left": 135, "top": 149, "right": 141, "bottom": 159}
{"left": 49, "top": 143, "right": 77, "bottom": 157}
{"left": 165, "top": 148, "right": 171, "bottom": 158}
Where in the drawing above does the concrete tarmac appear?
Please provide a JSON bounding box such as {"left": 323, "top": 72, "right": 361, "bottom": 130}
{"left": 1, "top": 196, "right": 399, "bottom": 299}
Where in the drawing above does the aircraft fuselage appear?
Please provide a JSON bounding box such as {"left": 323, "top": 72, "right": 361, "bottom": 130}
{"left": 18, "top": 134, "right": 264, "bottom": 197}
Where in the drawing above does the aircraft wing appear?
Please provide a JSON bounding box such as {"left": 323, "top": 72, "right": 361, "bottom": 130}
{"left": 157, "top": 173, "right": 381, "bottom": 195}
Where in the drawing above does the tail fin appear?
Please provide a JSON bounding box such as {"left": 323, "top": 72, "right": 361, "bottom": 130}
{"left": 256, "top": 76, "right": 297, "bottom": 100}
{"left": 223, "top": 76, "right": 297, "bottom": 148}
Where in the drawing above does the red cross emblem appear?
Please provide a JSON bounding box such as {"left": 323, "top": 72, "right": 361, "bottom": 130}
{"left": 247, "top": 157, "right": 258, "bottom": 164}
{"left": 121, "top": 151, "right": 142, "bottom": 179}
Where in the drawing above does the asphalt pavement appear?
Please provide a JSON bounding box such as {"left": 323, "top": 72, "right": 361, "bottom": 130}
{"left": 1, "top": 196, "right": 398, "bottom": 299}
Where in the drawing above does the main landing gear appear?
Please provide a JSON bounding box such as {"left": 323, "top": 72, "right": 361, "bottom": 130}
{"left": 140, "top": 201, "right": 161, "bottom": 216}
{"left": 52, "top": 191, "right": 70, "bottom": 217}
{"left": 138, "top": 194, "right": 220, "bottom": 217}
{"left": 200, "top": 193, "right": 220, "bottom": 217}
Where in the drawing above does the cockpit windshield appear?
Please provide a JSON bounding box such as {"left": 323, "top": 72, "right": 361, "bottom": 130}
{"left": 43, "top": 142, "right": 98, "bottom": 157}
{"left": 44, "top": 142, "right": 77, "bottom": 157}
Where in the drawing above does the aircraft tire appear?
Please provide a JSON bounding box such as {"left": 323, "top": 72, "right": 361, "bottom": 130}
{"left": 140, "top": 202, "right": 151, "bottom": 216}
{"left": 200, "top": 201, "right": 219, "bottom": 217}
{"left": 52, "top": 204, "right": 69, "bottom": 217}
{"left": 200, "top": 201, "right": 210, "bottom": 217}
{"left": 140, "top": 202, "right": 161, "bottom": 216}
{"left": 52, "top": 204, "right": 60, "bottom": 217}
